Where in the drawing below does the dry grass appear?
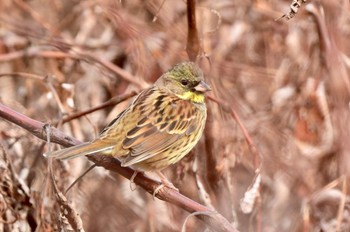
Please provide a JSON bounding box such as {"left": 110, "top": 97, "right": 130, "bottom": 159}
{"left": 1, "top": 0, "right": 350, "bottom": 231}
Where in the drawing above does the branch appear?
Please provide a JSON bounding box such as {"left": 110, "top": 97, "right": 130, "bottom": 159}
{"left": 207, "top": 95, "right": 261, "bottom": 168}
{"left": 186, "top": 0, "right": 200, "bottom": 61}
{"left": 0, "top": 48, "right": 147, "bottom": 89}
{"left": 0, "top": 102, "right": 238, "bottom": 232}
{"left": 0, "top": 103, "right": 80, "bottom": 148}
{"left": 60, "top": 91, "right": 138, "bottom": 124}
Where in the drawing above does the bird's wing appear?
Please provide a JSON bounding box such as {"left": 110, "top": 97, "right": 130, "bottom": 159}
{"left": 119, "top": 87, "right": 203, "bottom": 167}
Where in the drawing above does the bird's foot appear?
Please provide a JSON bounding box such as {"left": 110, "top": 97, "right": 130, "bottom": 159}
{"left": 130, "top": 171, "right": 139, "bottom": 191}
{"left": 152, "top": 171, "right": 179, "bottom": 198}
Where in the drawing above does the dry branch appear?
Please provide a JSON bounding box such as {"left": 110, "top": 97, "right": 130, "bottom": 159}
{"left": 186, "top": 0, "right": 200, "bottom": 61}
{"left": 0, "top": 102, "right": 238, "bottom": 232}
{"left": 0, "top": 48, "right": 146, "bottom": 88}
{"left": 59, "top": 91, "right": 138, "bottom": 124}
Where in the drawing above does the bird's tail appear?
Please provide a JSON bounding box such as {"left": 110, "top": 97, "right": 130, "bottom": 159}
{"left": 44, "top": 141, "right": 114, "bottom": 160}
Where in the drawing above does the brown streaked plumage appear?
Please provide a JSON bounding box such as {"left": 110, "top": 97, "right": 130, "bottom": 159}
{"left": 45, "top": 61, "right": 211, "bottom": 185}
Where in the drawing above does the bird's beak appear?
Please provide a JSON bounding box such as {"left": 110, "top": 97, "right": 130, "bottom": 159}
{"left": 194, "top": 80, "right": 211, "bottom": 93}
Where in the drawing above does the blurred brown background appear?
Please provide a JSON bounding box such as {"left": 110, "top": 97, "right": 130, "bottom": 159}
{"left": 1, "top": 0, "right": 350, "bottom": 231}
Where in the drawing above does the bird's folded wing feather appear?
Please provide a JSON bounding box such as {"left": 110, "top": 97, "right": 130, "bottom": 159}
{"left": 117, "top": 88, "right": 201, "bottom": 166}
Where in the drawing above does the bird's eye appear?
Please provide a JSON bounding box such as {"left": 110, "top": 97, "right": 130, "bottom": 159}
{"left": 181, "top": 79, "right": 188, "bottom": 86}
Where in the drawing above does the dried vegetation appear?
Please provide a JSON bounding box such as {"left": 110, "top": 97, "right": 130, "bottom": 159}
{"left": 1, "top": 0, "right": 350, "bottom": 231}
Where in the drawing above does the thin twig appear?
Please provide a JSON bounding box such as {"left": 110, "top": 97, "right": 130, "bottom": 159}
{"left": 59, "top": 91, "right": 138, "bottom": 124}
{"left": 64, "top": 164, "right": 97, "bottom": 195}
{"left": 207, "top": 95, "right": 261, "bottom": 168}
{"left": 0, "top": 49, "right": 78, "bottom": 63}
{"left": 73, "top": 49, "right": 148, "bottom": 88}
{"left": 13, "top": 0, "right": 55, "bottom": 33}
{"left": 0, "top": 72, "right": 45, "bottom": 81}
{"left": 0, "top": 48, "right": 147, "bottom": 88}
{"left": 277, "top": 0, "right": 307, "bottom": 20}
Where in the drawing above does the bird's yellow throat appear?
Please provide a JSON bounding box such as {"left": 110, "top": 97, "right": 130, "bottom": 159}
{"left": 178, "top": 91, "right": 205, "bottom": 103}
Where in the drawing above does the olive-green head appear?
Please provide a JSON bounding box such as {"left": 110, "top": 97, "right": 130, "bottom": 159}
{"left": 156, "top": 62, "right": 211, "bottom": 103}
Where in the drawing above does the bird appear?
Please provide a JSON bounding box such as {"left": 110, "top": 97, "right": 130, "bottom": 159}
{"left": 46, "top": 61, "right": 211, "bottom": 189}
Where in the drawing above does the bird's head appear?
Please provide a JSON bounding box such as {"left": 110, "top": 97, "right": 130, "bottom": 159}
{"left": 156, "top": 62, "right": 211, "bottom": 103}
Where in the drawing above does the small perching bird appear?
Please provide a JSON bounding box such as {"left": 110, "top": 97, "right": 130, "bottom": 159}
{"left": 45, "top": 61, "right": 211, "bottom": 188}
